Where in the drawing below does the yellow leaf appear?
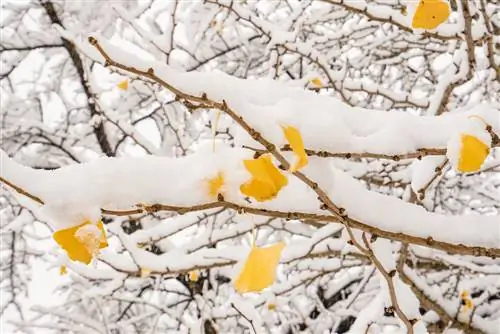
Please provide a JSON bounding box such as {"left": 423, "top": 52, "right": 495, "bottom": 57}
{"left": 240, "top": 154, "right": 288, "bottom": 202}
{"left": 234, "top": 241, "right": 285, "bottom": 293}
{"left": 458, "top": 134, "right": 490, "bottom": 173}
{"left": 281, "top": 125, "right": 308, "bottom": 172}
{"left": 140, "top": 267, "right": 152, "bottom": 278}
{"left": 460, "top": 290, "right": 474, "bottom": 310}
{"left": 60, "top": 265, "right": 67, "bottom": 276}
{"left": 310, "top": 78, "right": 322, "bottom": 87}
{"left": 207, "top": 172, "right": 225, "bottom": 199}
{"left": 53, "top": 220, "right": 108, "bottom": 265}
{"left": 463, "top": 298, "right": 473, "bottom": 310}
{"left": 117, "top": 79, "right": 129, "bottom": 90}
{"left": 189, "top": 271, "right": 199, "bottom": 282}
{"left": 411, "top": 0, "right": 450, "bottom": 30}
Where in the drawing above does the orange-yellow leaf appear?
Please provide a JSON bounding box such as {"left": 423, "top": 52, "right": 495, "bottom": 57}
{"left": 234, "top": 241, "right": 285, "bottom": 293}
{"left": 141, "top": 267, "right": 152, "bottom": 278}
{"left": 59, "top": 265, "right": 67, "bottom": 276}
{"left": 281, "top": 125, "right": 308, "bottom": 172}
{"left": 189, "top": 271, "right": 199, "bottom": 282}
{"left": 240, "top": 154, "right": 288, "bottom": 202}
{"left": 207, "top": 172, "right": 225, "bottom": 199}
{"left": 53, "top": 220, "right": 108, "bottom": 265}
{"left": 117, "top": 79, "right": 129, "bottom": 90}
{"left": 463, "top": 298, "right": 473, "bottom": 310}
{"left": 411, "top": 0, "right": 450, "bottom": 30}
{"left": 460, "top": 291, "right": 474, "bottom": 310}
{"left": 458, "top": 134, "right": 490, "bottom": 173}
{"left": 310, "top": 78, "right": 322, "bottom": 87}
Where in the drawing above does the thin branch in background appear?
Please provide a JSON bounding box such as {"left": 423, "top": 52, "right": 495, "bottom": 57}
{"left": 230, "top": 303, "right": 257, "bottom": 334}
{"left": 0, "top": 176, "right": 44, "bottom": 205}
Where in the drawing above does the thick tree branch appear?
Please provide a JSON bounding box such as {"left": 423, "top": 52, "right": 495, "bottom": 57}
{"left": 1, "top": 175, "right": 498, "bottom": 258}
{"left": 40, "top": 1, "right": 114, "bottom": 156}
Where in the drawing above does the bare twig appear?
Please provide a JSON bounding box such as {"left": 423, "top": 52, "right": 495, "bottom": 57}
{"left": 0, "top": 176, "right": 44, "bottom": 205}
{"left": 230, "top": 303, "right": 257, "bottom": 334}
{"left": 397, "top": 244, "right": 485, "bottom": 334}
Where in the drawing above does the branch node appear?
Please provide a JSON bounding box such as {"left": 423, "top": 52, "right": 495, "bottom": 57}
{"left": 426, "top": 236, "right": 434, "bottom": 245}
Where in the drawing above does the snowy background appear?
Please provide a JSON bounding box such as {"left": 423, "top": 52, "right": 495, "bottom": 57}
{"left": 1, "top": 0, "right": 499, "bottom": 333}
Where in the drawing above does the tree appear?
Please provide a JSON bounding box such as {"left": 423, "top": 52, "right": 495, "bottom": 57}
{"left": 1, "top": 0, "right": 499, "bottom": 333}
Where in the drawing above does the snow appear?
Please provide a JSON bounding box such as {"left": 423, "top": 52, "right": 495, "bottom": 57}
{"left": 328, "top": 168, "right": 499, "bottom": 248}
{"left": 70, "top": 34, "right": 500, "bottom": 159}
{"left": 229, "top": 295, "right": 264, "bottom": 332}
{"left": 410, "top": 156, "right": 445, "bottom": 193}
{"left": 2, "top": 142, "right": 499, "bottom": 251}
{"left": 393, "top": 275, "right": 421, "bottom": 320}
{"left": 403, "top": 267, "right": 499, "bottom": 333}
{"left": 372, "top": 239, "right": 396, "bottom": 272}
{"left": 3, "top": 209, "right": 33, "bottom": 233}
{"left": 3, "top": 1, "right": 499, "bottom": 333}
{"left": 349, "top": 291, "right": 385, "bottom": 333}
{"left": 0, "top": 146, "right": 251, "bottom": 229}
{"left": 75, "top": 222, "right": 101, "bottom": 240}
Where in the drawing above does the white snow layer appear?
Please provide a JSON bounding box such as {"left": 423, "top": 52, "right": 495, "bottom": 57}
{"left": 1, "top": 145, "right": 499, "bottom": 250}
{"left": 1, "top": 34, "right": 499, "bottom": 253}
{"left": 74, "top": 34, "right": 499, "bottom": 156}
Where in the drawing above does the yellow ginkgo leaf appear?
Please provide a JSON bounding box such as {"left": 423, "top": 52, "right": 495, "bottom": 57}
{"left": 60, "top": 265, "right": 67, "bottom": 276}
{"left": 281, "top": 125, "right": 308, "bottom": 172}
{"left": 189, "top": 270, "right": 199, "bottom": 282}
{"left": 411, "top": 0, "right": 450, "bottom": 30}
{"left": 234, "top": 241, "right": 285, "bottom": 294}
{"left": 310, "top": 78, "right": 322, "bottom": 87}
{"left": 463, "top": 298, "right": 473, "bottom": 310}
{"left": 207, "top": 172, "right": 225, "bottom": 199}
{"left": 140, "top": 267, "right": 152, "bottom": 278}
{"left": 460, "top": 291, "right": 474, "bottom": 310}
{"left": 117, "top": 79, "right": 129, "bottom": 90}
{"left": 240, "top": 154, "right": 288, "bottom": 202}
{"left": 53, "top": 220, "right": 108, "bottom": 265}
{"left": 458, "top": 134, "right": 490, "bottom": 173}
